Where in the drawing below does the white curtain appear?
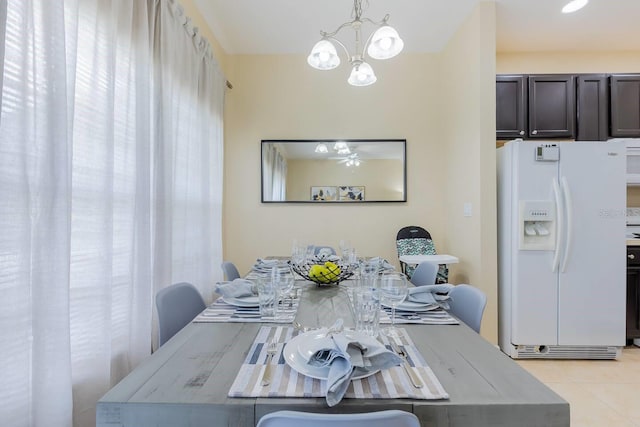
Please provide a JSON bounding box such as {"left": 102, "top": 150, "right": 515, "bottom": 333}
{"left": 0, "top": 0, "right": 225, "bottom": 426}
{"left": 262, "top": 144, "right": 287, "bottom": 201}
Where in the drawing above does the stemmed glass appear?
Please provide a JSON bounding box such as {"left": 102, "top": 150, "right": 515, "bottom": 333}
{"left": 378, "top": 272, "right": 408, "bottom": 337}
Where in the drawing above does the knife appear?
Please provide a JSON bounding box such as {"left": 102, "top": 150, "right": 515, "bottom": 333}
{"left": 390, "top": 341, "right": 423, "bottom": 388}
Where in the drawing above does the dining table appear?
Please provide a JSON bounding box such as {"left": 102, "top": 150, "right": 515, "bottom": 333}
{"left": 96, "top": 279, "right": 569, "bottom": 427}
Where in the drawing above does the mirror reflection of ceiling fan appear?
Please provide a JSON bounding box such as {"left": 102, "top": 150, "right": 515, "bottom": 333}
{"left": 338, "top": 152, "right": 363, "bottom": 167}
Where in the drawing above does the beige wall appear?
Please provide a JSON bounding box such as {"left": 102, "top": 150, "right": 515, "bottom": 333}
{"left": 441, "top": 2, "right": 498, "bottom": 342}
{"left": 223, "top": 52, "right": 448, "bottom": 272}
{"left": 182, "top": 1, "right": 498, "bottom": 342}
{"left": 286, "top": 159, "right": 404, "bottom": 201}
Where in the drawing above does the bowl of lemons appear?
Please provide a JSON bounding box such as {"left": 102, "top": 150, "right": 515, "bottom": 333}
{"left": 290, "top": 259, "right": 354, "bottom": 286}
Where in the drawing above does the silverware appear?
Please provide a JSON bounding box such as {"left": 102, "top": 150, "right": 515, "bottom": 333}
{"left": 391, "top": 341, "right": 423, "bottom": 388}
{"left": 261, "top": 341, "right": 278, "bottom": 386}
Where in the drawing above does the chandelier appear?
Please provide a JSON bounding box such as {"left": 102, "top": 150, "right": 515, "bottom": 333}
{"left": 307, "top": 0, "right": 404, "bottom": 87}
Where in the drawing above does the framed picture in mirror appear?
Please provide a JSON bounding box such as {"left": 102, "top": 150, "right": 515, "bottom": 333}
{"left": 339, "top": 186, "right": 364, "bottom": 201}
{"left": 310, "top": 186, "right": 338, "bottom": 201}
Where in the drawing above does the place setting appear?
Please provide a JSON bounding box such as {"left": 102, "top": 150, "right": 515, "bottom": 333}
{"left": 377, "top": 277, "right": 460, "bottom": 325}
{"left": 194, "top": 271, "right": 300, "bottom": 323}
{"left": 228, "top": 322, "right": 450, "bottom": 405}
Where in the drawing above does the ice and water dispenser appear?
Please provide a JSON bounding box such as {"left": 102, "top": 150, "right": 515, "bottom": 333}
{"left": 519, "top": 201, "right": 555, "bottom": 250}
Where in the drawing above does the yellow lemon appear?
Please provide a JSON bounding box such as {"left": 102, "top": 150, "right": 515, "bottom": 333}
{"left": 324, "top": 261, "right": 341, "bottom": 280}
{"left": 309, "top": 264, "right": 330, "bottom": 283}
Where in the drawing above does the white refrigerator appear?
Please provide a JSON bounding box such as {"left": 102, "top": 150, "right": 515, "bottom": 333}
{"left": 497, "top": 139, "right": 627, "bottom": 359}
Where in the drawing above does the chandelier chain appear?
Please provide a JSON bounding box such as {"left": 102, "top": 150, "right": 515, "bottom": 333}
{"left": 351, "top": 0, "right": 369, "bottom": 20}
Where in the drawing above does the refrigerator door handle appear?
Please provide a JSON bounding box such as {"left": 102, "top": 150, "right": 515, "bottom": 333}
{"left": 560, "top": 176, "right": 573, "bottom": 273}
{"left": 552, "top": 178, "right": 563, "bottom": 272}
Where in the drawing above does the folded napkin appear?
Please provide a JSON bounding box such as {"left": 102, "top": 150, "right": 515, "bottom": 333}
{"left": 214, "top": 279, "right": 257, "bottom": 298}
{"left": 307, "top": 321, "right": 402, "bottom": 407}
{"left": 314, "top": 253, "right": 341, "bottom": 262}
{"left": 407, "top": 284, "right": 454, "bottom": 308}
{"left": 255, "top": 258, "right": 280, "bottom": 267}
{"left": 367, "top": 257, "right": 395, "bottom": 271}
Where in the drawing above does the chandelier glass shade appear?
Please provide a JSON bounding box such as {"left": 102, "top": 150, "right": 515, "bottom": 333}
{"left": 307, "top": 0, "right": 403, "bottom": 86}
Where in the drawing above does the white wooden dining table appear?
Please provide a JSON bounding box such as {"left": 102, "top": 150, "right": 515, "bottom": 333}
{"left": 96, "top": 282, "right": 569, "bottom": 427}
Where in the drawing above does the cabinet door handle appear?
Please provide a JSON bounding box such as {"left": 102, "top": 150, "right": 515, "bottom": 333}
{"left": 629, "top": 254, "right": 636, "bottom": 260}
{"left": 532, "top": 130, "right": 538, "bottom": 135}
{"left": 519, "top": 130, "right": 525, "bottom": 135}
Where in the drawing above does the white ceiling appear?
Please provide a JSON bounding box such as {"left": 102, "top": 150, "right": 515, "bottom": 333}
{"left": 193, "top": 0, "right": 640, "bottom": 55}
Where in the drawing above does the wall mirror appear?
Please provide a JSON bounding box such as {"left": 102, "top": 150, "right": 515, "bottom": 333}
{"left": 261, "top": 139, "right": 406, "bottom": 203}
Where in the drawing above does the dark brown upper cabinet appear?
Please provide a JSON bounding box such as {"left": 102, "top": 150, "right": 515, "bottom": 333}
{"left": 611, "top": 74, "right": 640, "bottom": 137}
{"left": 576, "top": 74, "right": 609, "bottom": 141}
{"left": 528, "top": 75, "right": 576, "bottom": 139}
{"left": 496, "top": 75, "right": 527, "bottom": 139}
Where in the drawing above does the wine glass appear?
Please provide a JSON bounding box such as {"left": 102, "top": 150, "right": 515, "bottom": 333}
{"left": 378, "top": 272, "right": 408, "bottom": 337}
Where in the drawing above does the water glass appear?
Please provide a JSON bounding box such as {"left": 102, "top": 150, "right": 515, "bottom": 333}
{"left": 354, "top": 287, "right": 380, "bottom": 337}
{"left": 256, "top": 278, "right": 277, "bottom": 320}
{"left": 379, "top": 272, "right": 408, "bottom": 337}
{"left": 360, "top": 258, "right": 379, "bottom": 290}
{"left": 272, "top": 265, "right": 295, "bottom": 320}
{"left": 291, "top": 239, "right": 307, "bottom": 264}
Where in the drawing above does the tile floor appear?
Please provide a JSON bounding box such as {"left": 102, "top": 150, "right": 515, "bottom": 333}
{"left": 516, "top": 345, "right": 640, "bottom": 427}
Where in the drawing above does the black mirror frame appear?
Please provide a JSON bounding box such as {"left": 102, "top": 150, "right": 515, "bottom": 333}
{"left": 261, "top": 139, "right": 407, "bottom": 204}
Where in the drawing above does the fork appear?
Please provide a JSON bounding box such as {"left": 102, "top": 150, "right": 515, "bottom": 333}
{"left": 391, "top": 341, "right": 423, "bottom": 388}
{"left": 261, "top": 341, "right": 278, "bottom": 386}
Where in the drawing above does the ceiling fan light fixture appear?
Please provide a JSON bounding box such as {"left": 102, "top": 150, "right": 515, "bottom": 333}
{"left": 314, "top": 143, "right": 328, "bottom": 153}
{"left": 562, "top": 0, "right": 588, "bottom": 13}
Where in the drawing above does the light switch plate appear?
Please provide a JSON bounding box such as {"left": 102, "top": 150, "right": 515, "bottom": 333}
{"left": 463, "top": 202, "right": 472, "bottom": 217}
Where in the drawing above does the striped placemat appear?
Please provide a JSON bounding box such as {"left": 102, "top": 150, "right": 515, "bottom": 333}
{"left": 192, "top": 298, "right": 299, "bottom": 323}
{"left": 228, "top": 326, "right": 449, "bottom": 400}
{"left": 379, "top": 307, "right": 460, "bottom": 325}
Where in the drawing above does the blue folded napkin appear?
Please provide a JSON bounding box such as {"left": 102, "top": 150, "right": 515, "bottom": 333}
{"left": 214, "top": 279, "right": 256, "bottom": 298}
{"left": 307, "top": 322, "right": 402, "bottom": 407}
{"left": 363, "top": 257, "right": 395, "bottom": 272}
{"left": 407, "top": 284, "right": 453, "bottom": 308}
{"left": 255, "top": 258, "right": 280, "bottom": 267}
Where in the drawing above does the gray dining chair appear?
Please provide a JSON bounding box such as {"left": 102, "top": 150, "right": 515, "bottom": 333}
{"left": 409, "top": 261, "right": 439, "bottom": 286}
{"left": 256, "top": 410, "right": 420, "bottom": 427}
{"left": 221, "top": 261, "right": 241, "bottom": 281}
{"left": 447, "top": 284, "right": 487, "bottom": 333}
{"left": 156, "top": 282, "right": 206, "bottom": 347}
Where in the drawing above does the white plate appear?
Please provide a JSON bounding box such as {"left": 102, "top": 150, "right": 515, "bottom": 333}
{"left": 222, "top": 296, "right": 260, "bottom": 307}
{"left": 382, "top": 300, "right": 439, "bottom": 312}
{"left": 283, "top": 330, "right": 380, "bottom": 380}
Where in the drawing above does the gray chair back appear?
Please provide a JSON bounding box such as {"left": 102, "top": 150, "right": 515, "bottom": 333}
{"left": 409, "top": 261, "right": 438, "bottom": 286}
{"left": 156, "top": 282, "right": 206, "bottom": 346}
{"left": 221, "top": 261, "right": 241, "bottom": 281}
{"left": 448, "top": 284, "right": 487, "bottom": 333}
{"left": 256, "top": 410, "right": 420, "bottom": 427}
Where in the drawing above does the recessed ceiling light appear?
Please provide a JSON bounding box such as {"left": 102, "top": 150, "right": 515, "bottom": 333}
{"left": 562, "top": 0, "right": 588, "bottom": 13}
